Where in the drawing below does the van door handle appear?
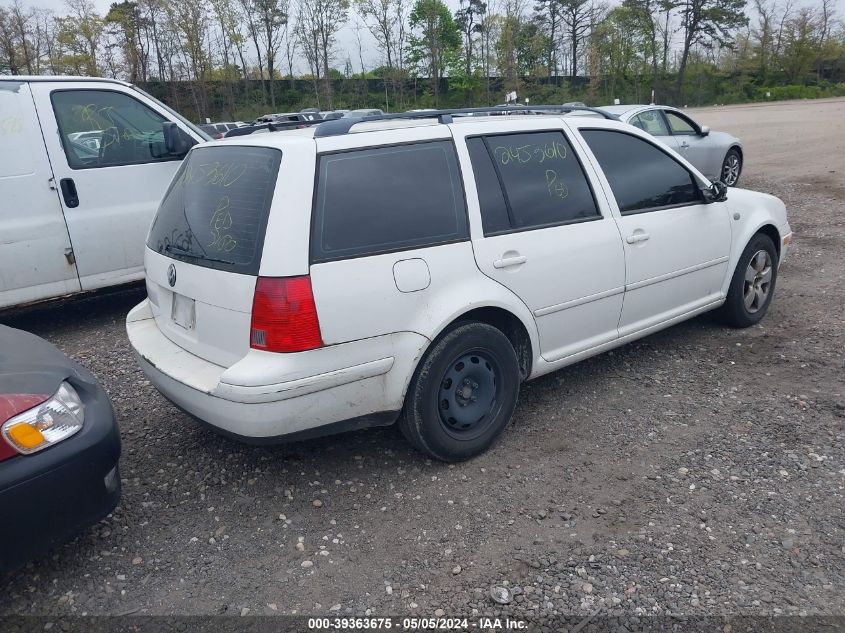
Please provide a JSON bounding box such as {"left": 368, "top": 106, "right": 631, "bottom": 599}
{"left": 493, "top": 255, "right": 527, "bottom": 269}
{"left": 59, "top": 178, "right": 79, "bottom": 208}
{"left": 680, "top": 141, "right": 690, "bottom": 149}
{"left": 626, "top": 232, "right": 650, "bottom": 244}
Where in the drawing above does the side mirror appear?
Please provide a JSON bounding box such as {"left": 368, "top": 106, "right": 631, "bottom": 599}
{"left": 163, "top": 122, "right": 197, "bottom": 157}
{"left": 703, "top": 180, "right": 728, "bottom": 203}
{"left": 699, "top": 125, "right": 710, "bottom": 137}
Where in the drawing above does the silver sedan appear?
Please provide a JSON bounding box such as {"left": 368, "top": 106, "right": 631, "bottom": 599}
{"left": 600, "top": 105, "right": 744, "bottom": 186}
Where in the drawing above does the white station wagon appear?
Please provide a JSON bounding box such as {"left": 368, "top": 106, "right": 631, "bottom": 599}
{"left": 127, "top": 106, "right": 792, "bottom": 462}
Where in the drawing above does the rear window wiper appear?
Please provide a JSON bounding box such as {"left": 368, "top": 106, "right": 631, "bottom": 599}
{"left": 164, "top": 243, "right": 235, "bottom": 266}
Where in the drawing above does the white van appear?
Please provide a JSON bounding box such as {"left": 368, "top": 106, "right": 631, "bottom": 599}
{"left": 0, "top": 76, "right": 208, "bottom": 309}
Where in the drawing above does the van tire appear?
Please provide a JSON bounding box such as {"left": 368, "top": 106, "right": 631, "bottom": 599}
{"left": 718, "top": 233, "right": 778, "bottom": 328}
{"left": 399, "top": 322, "right": 520, "bottom": 462}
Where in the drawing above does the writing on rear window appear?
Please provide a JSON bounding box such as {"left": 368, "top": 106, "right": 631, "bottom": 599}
{"left": 184, "top": 161, "right": 248, "bottom": 188}
{"left": 466, "top": 131, "right": 599, "bottom": 231}
{"left": 492, "top": 139, "right": 567, "bottom": 167}
{"left": 147, "top": 146, "right": 281, "bottom": 274}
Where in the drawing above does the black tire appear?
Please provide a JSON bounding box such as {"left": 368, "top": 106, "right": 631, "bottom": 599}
{"left": 721, "top": 148, "right": 743, "bottom": 186}
{"left": 399, "top": 322, "right": 520, "bottom": 462}
{"left": 719, "top": 233, "right": 778, "bottom": 328}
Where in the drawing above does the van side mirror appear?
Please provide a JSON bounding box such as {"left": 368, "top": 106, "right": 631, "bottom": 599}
{"left": 703, "top": 180, "right": 728, "bottom": 203}
{"left": 699, "top": 125, "right": 710, "bottom": 137}
{"left": 163, "top": 122, "right": 197, "bottom": 157}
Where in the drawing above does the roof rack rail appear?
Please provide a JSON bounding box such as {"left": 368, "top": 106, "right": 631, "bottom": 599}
{"left": 313, "top": 104, "right": 616, "bottom": 138}
{"left": 224, "top": 119, "right": 320, "bottom": 138}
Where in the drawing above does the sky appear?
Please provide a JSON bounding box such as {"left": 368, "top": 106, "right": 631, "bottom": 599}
{"left": 20, "top": 0, "right": 845, "bottom": 77}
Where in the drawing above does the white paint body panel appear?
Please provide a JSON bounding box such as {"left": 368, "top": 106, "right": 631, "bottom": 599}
{"left": 0, "top": 77, "right": 205, "bottom": 309}
{"left": 0, "top": 82, "right": 80, "bottom": 308}
{"left": 127, "top": 114, "right": 790, "bottom": 440}
{"left": 450, "top": 118, "right": 626, "bottom": 363}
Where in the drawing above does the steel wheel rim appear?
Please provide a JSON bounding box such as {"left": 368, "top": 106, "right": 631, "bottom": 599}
{"left": 723, "top": 154, "right": 740, "bottom": 185}
{"left": 743, "top": 249, "right": 773, "bottom": 313}
{"left": 437, "top": 350, "right": 500, "bottom": 440}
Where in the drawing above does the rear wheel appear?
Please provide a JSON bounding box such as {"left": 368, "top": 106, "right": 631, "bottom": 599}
{"left": 719, "top": 233, "right": 778, "bottom": 328}
{"left": 721, "top": 148, "right": 742, "bottom": 186}
{"left": 399, "top": 322, "right": 520, "bottom": 462}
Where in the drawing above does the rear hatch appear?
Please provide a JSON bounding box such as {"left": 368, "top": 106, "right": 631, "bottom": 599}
{"left": 144, "top": 144, "right": 283, "bottom": 367}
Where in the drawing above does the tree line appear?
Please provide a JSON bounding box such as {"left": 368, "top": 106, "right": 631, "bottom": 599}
{"left": 1, "top": 0, "right": 843, "bottom": 121}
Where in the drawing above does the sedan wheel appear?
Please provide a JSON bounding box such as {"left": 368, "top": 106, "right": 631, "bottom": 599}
{"left": 719, "top": 233, "right": 778, "bottom": 328}
{"left": 722, "top": 149, "right": 742, "bottom": 186}
{"left": 743, "top": 250, "right": 773, "bottom": 313}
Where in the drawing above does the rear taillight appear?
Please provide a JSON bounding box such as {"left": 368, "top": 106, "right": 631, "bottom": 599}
{"left": 250, "top": 276, "right": 323, "bottom": 353}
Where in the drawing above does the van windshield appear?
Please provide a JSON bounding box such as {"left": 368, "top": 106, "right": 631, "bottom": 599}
{"left": 147, "top": 146, "right": 281, "bottom": 274}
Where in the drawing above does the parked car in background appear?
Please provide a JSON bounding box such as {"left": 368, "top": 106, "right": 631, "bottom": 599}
{"left": 68, "top": 129, "right": 103, "bottom": 151}
{"left": 199, "top": 121, "right": 244, "bottom": 139}
{"left": 0, "top": 76, "right": 209, "bottom": 310}
{"left": 128, "top": 106, "right": 790, "bottom": 463}
{"left": 342, "top": 108, "right": 384, "bottom": 118}
{"left": 255, "top": 112, "right": 321, "bottom": 125}
{"left": 600, "top": 104, "right": 744, "bottom": 186}
{"left": 0, "top": 324, "right": 121, "bottom": 572}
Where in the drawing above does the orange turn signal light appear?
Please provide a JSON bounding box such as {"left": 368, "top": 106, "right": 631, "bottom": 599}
{"left": 6, "top": 424, "right": 46, "bottom": 450}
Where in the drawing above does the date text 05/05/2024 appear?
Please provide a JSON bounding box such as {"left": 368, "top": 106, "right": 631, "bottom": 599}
{"left": 307, "top": 617, "right": 528, "bottom": 630}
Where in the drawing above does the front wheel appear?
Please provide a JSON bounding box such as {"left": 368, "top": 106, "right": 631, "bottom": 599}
{"left": 719, "top": 233, "right": 778, "bottom": 328}
{"left": 399, "top": 322, "right": 520, "bottom": 462}
{"left": 721, "top": 148, "right": 742, "bottom": 186}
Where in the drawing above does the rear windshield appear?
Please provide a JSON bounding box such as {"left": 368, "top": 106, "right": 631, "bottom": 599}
{"left": 146, "top": 146, "right": 281, "bottom": 274}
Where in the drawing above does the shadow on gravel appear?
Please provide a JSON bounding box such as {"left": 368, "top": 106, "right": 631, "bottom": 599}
{"left": 0, "top": 282, "right": 727, "bottom": 466}
{"left": 0, "top": 284, "right": 148, "bottom": 336}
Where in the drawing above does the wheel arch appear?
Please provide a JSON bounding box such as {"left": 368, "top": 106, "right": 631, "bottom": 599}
{"left": 723, "top": 220, "right": 783, "bottom": 296}
{"left": 420, "top": 303, "right": 537, "bottom": 383}
{"left": 446, "top": 306, "right": 534, "bottom": 380}
{"left": 755, "top": 223, "right": 781, "bottom": 259}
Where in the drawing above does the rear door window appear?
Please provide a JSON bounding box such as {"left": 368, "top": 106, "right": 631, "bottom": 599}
{"left": 311, "top": 141, "right": 467, "bottom": 263}
{"left": 631, "top": 110, "right": 669, "bottom": 136}
{"left": 467, "top": 131, "right": 600, "bottom": 233}
{"left": 465, "top": 137, "right": 510, "bottom": 234}
{"left": 147, "top": 146, "right": 281, "bottom": 274}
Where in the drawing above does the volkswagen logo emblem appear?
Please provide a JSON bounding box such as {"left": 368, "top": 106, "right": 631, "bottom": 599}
{"left": 167, "top": 263, "right": 177, "bottom": 287}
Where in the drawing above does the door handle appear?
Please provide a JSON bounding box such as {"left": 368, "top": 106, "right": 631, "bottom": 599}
{"left": 59, "top": 178, "right": 79, "bottom": 208}
{"left": 493, "top": 255, "right": 527, "bottom": 269}
{"left": 680, "top": 141, "right": 690, "bottom": 149}
{"left": 626, "top": 233, "right": 650, "bottom": 244}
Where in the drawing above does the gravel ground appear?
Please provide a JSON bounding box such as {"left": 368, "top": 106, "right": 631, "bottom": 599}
{"left": 0, "top": 99, "right": 843, "bottom": 624}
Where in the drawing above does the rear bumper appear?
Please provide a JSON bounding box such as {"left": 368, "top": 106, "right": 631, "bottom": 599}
{"left": 127, "top": 299, "right": 427, "bottom": 439}
{"left": 0, "top": 375, "right": 121, "bottom": 572}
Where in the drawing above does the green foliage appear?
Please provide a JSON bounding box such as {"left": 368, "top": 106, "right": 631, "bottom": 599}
{"left": 407, "top": 0, "right": 460, "bottom": 78}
